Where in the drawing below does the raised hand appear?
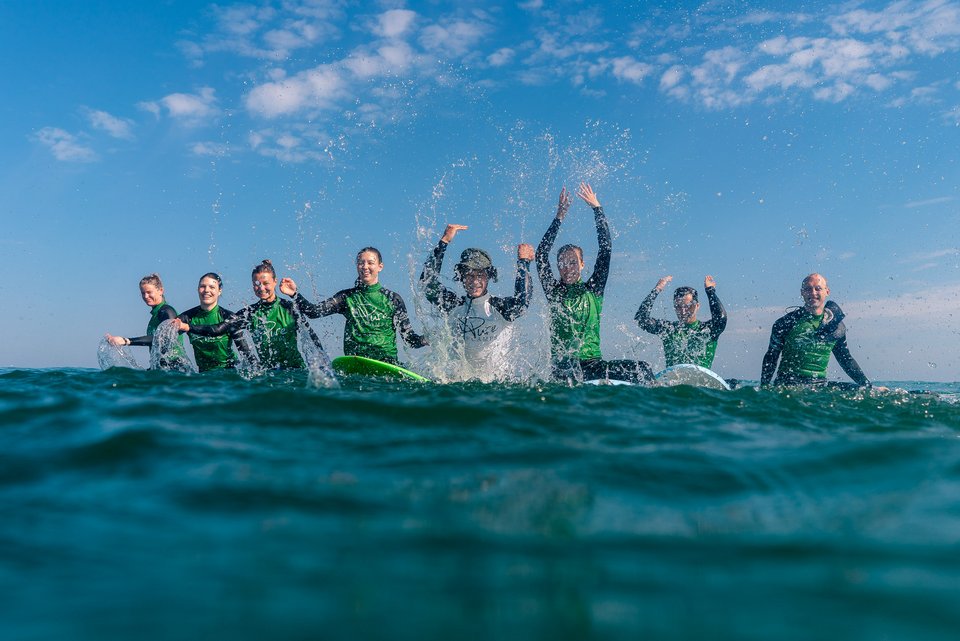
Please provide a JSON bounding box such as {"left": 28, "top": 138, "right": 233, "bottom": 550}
{"left": 576, "top": 182, "right": 600, "bottom": 208}
{"left": 655, "top": 275, "right": 673, "bottom": 292}
{"left": 441, "top": 224, "right": 468, "bottom": 244}
{"left": 704, "top": 275, "right": 716, "bottom": 289}
{"left": 517, "top": 243, "right": 534, "bottom": 261}
{"left": 556, "top": 187, "right": 572, "bottom": 220}
{"left": 279, "top": 277, "right": 298, "bottom": 297}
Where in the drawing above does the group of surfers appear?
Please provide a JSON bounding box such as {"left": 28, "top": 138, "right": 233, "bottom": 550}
{"left": 105, "top": 183, "right": 874, "bottom": 387}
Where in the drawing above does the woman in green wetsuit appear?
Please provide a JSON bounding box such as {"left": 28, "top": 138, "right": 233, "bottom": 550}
{"left": 177, "top": 260, "right": 324, "bottom": 370}
{"left": 279, "top": 247, "right": 429, "bottom": 365}
{"left": 176, "top": 273, "right": 256, "bottom": 372}
{"left": 105, "top": 273, "right": 187, "bottom": 367}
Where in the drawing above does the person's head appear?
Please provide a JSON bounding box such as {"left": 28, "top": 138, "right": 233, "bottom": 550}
{"left": 801, "top": 273, "right": 830, "bottom": 315}
{"left": 139, "top": 273, "right": 164, "bottom": 307}
{"left": 557, "top": 244, "right": 584, "bottom": 285}
{"left": 251, "top": 260, "right": 277, "bottom": 301}
{"left": 673, "top": 286, "right": 700, "bottom": 323}
{"left": 356, "top": 247, "right": 384, "bottom": 286}
{"left": 454, "top": 248, "right": 497, "bottom": 298}
{"left": 197, "top": 272, "right": 223, "bottom": 310}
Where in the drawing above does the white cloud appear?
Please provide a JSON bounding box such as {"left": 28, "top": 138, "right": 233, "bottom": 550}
{"left": 140, "top": 87, "right": 219, "bottom": 122}
{"left": 659, "top": 65, "right": 684, "bottom": 90}
{"left": 84, "top": 109, "right": 135, "bottom": 140}
{"left": 419, "top": 19, "right": 489, "bottom": 57}
{"left": 609, "top": 56, "right": 654, "bottom": 84}
{"left": 904, "top": 196, "right": 955, "bottom": 208}
{"left": 245, "top": 66, "right": 346, "bottom": 117}
{"left": 34, "top": 127, "right": 97, "bottom": 162}
{"left": 374, "top": 9, "right": 417, "bottom": 39}
{"left": 487, "top": 47, "right": 515, "bottom": 67}
{"left": 191, "top": 141, "right": 229, "bottom": 157}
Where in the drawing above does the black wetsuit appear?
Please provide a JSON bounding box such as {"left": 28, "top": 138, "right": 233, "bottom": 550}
{"left": 536, "top": 205, "right": 653, "bottom": 384}
{"left": 177, "top": 305, "right": 256, "bottom": 372}
{"left": 760, "top": 301, "right": 870, "bottom": 387}
{"left": 186, "top": 298, "right": 323, "bottom": 370}
{"left": 292, "top": 283, "right": 428, "bottom": 365}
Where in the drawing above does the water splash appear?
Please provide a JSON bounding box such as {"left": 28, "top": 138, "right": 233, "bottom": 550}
{"left": 150, "top": 320, "right": 197, "bottom": 373}
{"left": 97, "top": 338, "right": 143, "bottom": 371}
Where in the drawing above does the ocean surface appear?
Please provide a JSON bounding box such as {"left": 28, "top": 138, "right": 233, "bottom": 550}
{"left": 2, "top": 367, "right": 959, "bottom": 640}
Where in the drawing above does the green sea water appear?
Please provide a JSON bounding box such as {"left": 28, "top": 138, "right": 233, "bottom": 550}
{"left": 2, "top": 367, "right": 959, "bottom": 640}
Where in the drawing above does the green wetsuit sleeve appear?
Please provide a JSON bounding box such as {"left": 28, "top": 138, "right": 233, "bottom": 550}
{"left": 419, "top": 240, "right": 464, "bottom": 313}
{"left": 704, "top": 286, "right": 727, "bottom": 341}
{"left": 585, "top": 206, "right": 612, "bottom": 297}
{"left": 129, "top": 305, "right": 179, "bottom": 346}
{"left": 388, "top": 290, "right": 429, "bottom": 348}
{"left": 536, "top": 216, "right": 562, "bottom": 300}
{"left": 293, "top": 291, "right": 348, "bottom": 319}
{"left": 490, "top": 259, "right": 532, "bottom": 321}
{"left": 832, "top": 335, "right": 870, "bottom": 386}
{"left": 635, "top": 287, "right": 671, "bottom": 335}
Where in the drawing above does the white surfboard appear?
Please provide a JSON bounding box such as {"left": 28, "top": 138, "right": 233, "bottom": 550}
{"left": 653, "top": 364, "right": 731, "bottom": 390}
{"left": 583, "top": 378, "right": 637, "bottom": 386}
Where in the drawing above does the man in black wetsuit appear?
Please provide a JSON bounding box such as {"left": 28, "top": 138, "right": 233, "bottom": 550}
{"left": 760, "top": 273, "right": 872, "bottom": 388}
{"left": 536, "top": 182, "right": 653, "bottom": 384}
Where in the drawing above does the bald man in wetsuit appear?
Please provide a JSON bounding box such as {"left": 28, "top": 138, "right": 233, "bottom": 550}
{"left": 760, "top": 273, "right": 872, "bottom": 388}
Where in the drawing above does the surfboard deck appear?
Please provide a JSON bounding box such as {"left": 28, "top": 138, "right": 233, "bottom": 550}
{"left": 653, "top": 364, "right": 731, "bottom": 390}
{"left": 332, "top": 356, "right": 430, "bottom": 382}
{"left": 583, "top": 379, "right": 637, "bottom": 386}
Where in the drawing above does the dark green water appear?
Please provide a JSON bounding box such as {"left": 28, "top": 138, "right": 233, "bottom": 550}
{"left": 2, "top": 368, "right": 959, "bottom": 640}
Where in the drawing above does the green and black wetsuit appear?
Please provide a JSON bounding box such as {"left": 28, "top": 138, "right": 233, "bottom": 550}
{"left": 186, "top": 298, "right": 321, "bottom": 370}
{"left": 536, "top": 205, "right": 652, "bottom": 384}
{"left": 760, "top": 301, "right": 870, "bottom": 387}
{"left": 177, "top": 305, "right": 256, "bottom": 372}
{"left": 292, "top": 283, "right": 428, "bottom": 365}
{"left": 128, "top": 300, "right": 187, "bottom": 365}
{"left": 635, "top": 286, "right": 727, "bottom": 368}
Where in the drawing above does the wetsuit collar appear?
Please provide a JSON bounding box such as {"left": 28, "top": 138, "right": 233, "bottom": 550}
{"left": 358, "top": 282, "right": 382, "bottom": 293}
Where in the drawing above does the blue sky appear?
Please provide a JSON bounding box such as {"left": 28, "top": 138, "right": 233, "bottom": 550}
{"left": 2, "top": 0, "right": 959, "bottom": 381}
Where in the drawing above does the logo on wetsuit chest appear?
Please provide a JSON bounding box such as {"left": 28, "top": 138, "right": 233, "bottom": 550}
{"left": 457, "top": 315, "right": 500, "bottom": 342}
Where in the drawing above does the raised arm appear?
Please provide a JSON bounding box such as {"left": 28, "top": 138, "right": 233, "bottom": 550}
{"left": 578, "top": 183, "right": 612, "bottom": 296}
{"left": 536, "top": 188, "right": 570, "bottom": 297}
{"left": 635, "top": 276, "right": 673, "bottom": 335}
{"left": 419, "top": 224, "right": 466, "bottom": 313}
{"left": 704, "top": 276, "right": 727, "bottom": 340}
{"left": 280, "top": 278, "right": 348, "bottom": 319}
{"left": 492, "top": 243, "right": 534, "bottom": 321}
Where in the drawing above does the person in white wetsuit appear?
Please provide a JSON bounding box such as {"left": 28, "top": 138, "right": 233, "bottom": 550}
{"left": 420, "top": 224, "right": 534, "bottom": 381}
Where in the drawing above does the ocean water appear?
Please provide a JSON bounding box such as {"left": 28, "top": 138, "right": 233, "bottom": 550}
{"left": 2, "top": 367, "right": 959, "bottom": 640}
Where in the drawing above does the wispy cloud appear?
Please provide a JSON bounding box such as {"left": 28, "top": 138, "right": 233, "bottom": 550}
{"left": 84, "top": 108, "right": 135, "bottom": 140}
{"left": 33, "top": 127, "right": 97, "bottom": 162}
{"left": 904, "top": 196, "right": 955, "bottom": 208}
{"left": 140, "top": 87, "right": 219, "bottom": 122}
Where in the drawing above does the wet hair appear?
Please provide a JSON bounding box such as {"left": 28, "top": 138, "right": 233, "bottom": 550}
{"left": 673, "top": 286, "right": 698, "bottom": 303}
{"left": 252, "top": 259, "right": 276, "bottom": 280}
{"left": 556, "top": 244, "right": 583, "bottom": 263}
{"left": 356, "top": 247, "right": 383, "bottom": 264}
{"left": 198, "top": 272, "right": 223, "bottom": 289}
{"left": 139, "top": 273, "right": 163, "bottom": 289}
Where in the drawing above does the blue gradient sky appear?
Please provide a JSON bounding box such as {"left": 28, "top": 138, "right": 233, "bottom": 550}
{"left": 2, "top": 0, "right": 959, "bottom": 380}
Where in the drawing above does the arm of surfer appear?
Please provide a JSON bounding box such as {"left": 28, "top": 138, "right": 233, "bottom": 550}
{"left": 704, "top": 275, "right": 727, "bottom": 339}
{"left": 579, "top": 182, "right": 611, "bottom": 295}
{"left": 832, "top": 337, "right": 871, "bottom": 387}
{"left": 535, "top": 188, "right": 569, "bottom": 295}
{"left": 494, "top": 243, "right": 535, "bottom": 321}
{"left": 635, "top": 277, "right": 672, "bottom": 335}
{"left": 419, "top": 225, "right": 466, "bottom": 312}
{"left": 390, "top": 292, "right": 429, "bottom": 349}
{"left": 280, "top": 278, "right": 345, "bottom": 318}
{"left": 760, "top": 320, "right": 787, "bottom": 386}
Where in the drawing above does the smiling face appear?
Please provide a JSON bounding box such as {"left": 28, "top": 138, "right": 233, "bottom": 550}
{"left": 801, "top": 273, "right": 830, "bottom": 315}
{"left": 356, "top": 250, "right": 383, "bottom": 286}
{"left": 197, "top": 276, "right": 222, "bottom": 310}
{"left": 557, "top": 247, "right": 584, "bottom": 285}
{"left": 140, "top": 283, "right": 164, "bottom": 307}
{"left": 461, "top": 269, "right": 489, "bottom": 298}
{"left": 673, "top": 292, "right": 700, "bottom": 323}
{"left": 252, "top": 272, "right": 277, "bottom": 302}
